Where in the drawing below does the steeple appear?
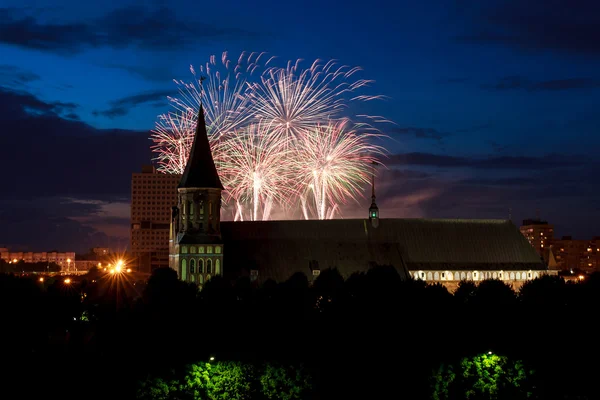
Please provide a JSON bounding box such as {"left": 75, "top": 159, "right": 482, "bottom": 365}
{"left": 369, "top": 162, "right": 379, "bottom": 228}
{"left": 178, "top": 103, "right": 223, "bottom": 189}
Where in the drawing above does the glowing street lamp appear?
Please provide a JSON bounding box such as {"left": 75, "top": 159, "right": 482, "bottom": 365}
{"left": 64, "top": 278, "right": 72, "bottom": 284}
{"left": 39, "top": 277, "right": 44, "bottom": 282}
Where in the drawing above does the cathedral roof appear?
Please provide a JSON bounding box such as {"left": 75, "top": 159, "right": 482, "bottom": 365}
{"left": 220, "top": 218, "right": 545, "bottom": 283}
{"left": 178, "top": 104, "right": 224, "bottom": 190}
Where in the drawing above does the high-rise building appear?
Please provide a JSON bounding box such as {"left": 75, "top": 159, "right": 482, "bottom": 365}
{"left": 520, "top": 219, "right": 554, "bottom": 262}
{"left": 131, "top": 165, "right": 180, "bottom": 273}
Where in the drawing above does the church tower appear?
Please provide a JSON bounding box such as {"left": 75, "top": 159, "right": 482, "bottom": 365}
{"left": 169, "top": 103, "right": 224, "bottom": 286}
{"left": 369, "top": 163, "right": 379, "bottom": 228}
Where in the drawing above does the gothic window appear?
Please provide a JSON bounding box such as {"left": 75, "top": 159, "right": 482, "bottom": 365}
{"left": 206, "top": 274, "right": 211, "bottom": 281}
{"left": 198, "top": 259, "right": 204, "bottom": 273}
{"left": 199, "top": 275, "right": 204, "bottom": 284}
{"left": 207, "top": 259, "right": 212, "bottom": 274}
{"left": 181, "top": 259, "right": 187, "bottom": 281}
{"left": 190, "top": 259, "right": 196, "bottom": 274}
{"left": 181, "top": 246, "right": 188, "bottom": 254}
{"left": 190, "top": 246, "right": 196, "bottom": 254}
{"left": 215, "top": 259, "right": 221, "bottom": 275}
{"left": 190, "top": 275, "right": 195, "bottom": 282}
{"left": 199, "top": 246, "right": 205, "bottom": 254}
{"left": 215, "top": 246, "right": 221, "bottom": 254}
{"left": 207, "top": 246, "right": 213, "bottom": 254}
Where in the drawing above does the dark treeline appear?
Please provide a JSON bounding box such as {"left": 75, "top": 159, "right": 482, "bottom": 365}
{"left": 1, "top": 266, "right": 600, "bottom": 399}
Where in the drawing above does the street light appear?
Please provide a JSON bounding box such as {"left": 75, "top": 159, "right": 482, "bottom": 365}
{"left": 64, "top": 278, "right": 71, "bottom": 284}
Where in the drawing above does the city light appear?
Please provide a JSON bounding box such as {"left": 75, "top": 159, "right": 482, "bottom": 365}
{"left": 64, "top": 278, "right": 71, "bottom": 284}
{"left": 39, "top": 277, "right": 44, "bottom": 282}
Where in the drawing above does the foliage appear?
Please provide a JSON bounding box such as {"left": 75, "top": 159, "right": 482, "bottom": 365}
{"left": 137, "top": 361, "right": 312, "bottom": 400}
{"left": 431, "top": 353, "right": 534, "bottom": 400}
{"left": 259, "top": 363, "right": 312, "bottom": 400}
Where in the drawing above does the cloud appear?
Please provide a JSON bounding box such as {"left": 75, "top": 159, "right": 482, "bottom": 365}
{"left": 0, "top": 197, "right": 128, "bottom": 253}
{"left": 0, "top": 6, "right": 259, "bottom": 54}
{"left": 387, "top": 152, "right": 586, "bottom": 170}
{"left": 391, "top": 127, "right": 448, "bottom": 141}
{"left": 93, "top": 89, "right": 174, "bottom": 118}
{"left": 456, "top": 1, "right": 600, "bottom": 56}
{"left": 482, "top": 76, "right": 600, "bottom": 91}
{"left": 0, "top": 64, "right": 40, "bottom": 88}
{"left": 0, "top": 85, "right": 154, "bottom": 250}
{"left": 0, "top": 85, "right": 152, "bottom": 200}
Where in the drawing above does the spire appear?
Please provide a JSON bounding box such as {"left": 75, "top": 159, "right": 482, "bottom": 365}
{"left": 178, "top": 102, "right": 224, "bottom": 189}
{"left": 369, "top": 162, "right": 379, "bottom": 225}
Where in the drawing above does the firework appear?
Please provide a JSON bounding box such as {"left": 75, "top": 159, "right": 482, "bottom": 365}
{"left": 169, "top": 51, "right": 269, "bottom": 140}
{"left": 293, "top": 120, "right": 385, "bottom": 220}
{"left": 151, "top": 109, "right": 197, "bottom": 174}
{"left": 151, "top": 52, "right": 389, "bottom": 220}
{"left": 247, "top": 59, "right": 381, "bottom": 139}
{"left": 219, "top": 122, "right": 293, "bottom": 221}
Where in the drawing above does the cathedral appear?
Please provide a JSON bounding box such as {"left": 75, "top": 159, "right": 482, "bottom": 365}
{"left": 170, "top": 106, "right": 554, "bottom": 290}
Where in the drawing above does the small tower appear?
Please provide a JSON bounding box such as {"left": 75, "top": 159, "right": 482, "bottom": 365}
{"left": 169, "top": 101, "right": 224, "bottom": 286}
{"left": 369, "top": 162, "right": 379, "bottom": 228}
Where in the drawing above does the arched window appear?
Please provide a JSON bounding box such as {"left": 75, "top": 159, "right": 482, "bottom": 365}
{"left": 199, "top": 275, "right": 204, "bottom": 284}
{"left": 190, "top": 275, "right": 195, "bottom": 282}
{"left": 198, "top": 259, "right": 204, "bottom": 273}
{"left": 207, "top": 246, "right": 213, "bottom": 254}
{"left": 207, "top": 259, "right": 212, "bottom": 274}
{"left": 216, "top": 246, "right": 221, "bottom": 254}
{"left": 181, "top": 259, "right": 187, "bottom": 281}
{"left": 190, "top": 259, "right": 195, "bottom": 274}
{"left": 215, "top": 259, "right": 221, "bottom": 275}
{"left": 190, "top": 246, "right": 196, "bottom": 254}
{"left": 181, "top": 246, "right": 188, "bottom": 254}
{"left": 206, "top": 274, "right": 211, "bottom": 281}
{"left": 190, "top": 202, "right": 194, "bottom": 215}
{"left": 199, "top": 246, "right": 205, "bottom": 254}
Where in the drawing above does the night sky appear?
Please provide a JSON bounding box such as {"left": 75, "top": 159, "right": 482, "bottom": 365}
{"left": 1, "top": 0, "right": 599, "bottom": 253}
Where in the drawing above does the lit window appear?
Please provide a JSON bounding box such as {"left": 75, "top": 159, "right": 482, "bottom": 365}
{"left": 312, "top": 269, "right": 320, "bottom": 276}
{"left": 181, "top": 246, "right": 188, "bottom": 254}
{"left": 190, "top": 246, "right": 196, "bottom": 254}
{"left": 215, "top": 246, "right": 221, "bottom": 254}
{"left": 199, "top": 246, "right": 205, "bottom": 254}
{"left": 207, "top": 246, "right": 213, "bottom": 254}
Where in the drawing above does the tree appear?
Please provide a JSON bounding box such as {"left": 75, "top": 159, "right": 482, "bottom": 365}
{"left": 260, "top": 363, "right": 312, "bottom": 400}
{"left": 431, "top": 353, "right": 535, "bottom": 400}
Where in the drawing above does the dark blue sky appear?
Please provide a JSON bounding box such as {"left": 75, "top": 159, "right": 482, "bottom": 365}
{"left": 1, "top": 0, "right": 599, "bottom": 252}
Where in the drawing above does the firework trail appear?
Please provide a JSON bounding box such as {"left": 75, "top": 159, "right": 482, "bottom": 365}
{"left": 293, "top": 120, "right": 385, "bottom": 220}
{"left": 219, "top": 122, "right": 293, "bottom": 221}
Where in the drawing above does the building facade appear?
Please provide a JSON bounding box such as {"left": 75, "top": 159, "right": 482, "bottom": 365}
{"left": 169, "top": 104, "right": 224, "bottom": 287}
{"left": 553, "top": 236, "right": 600, "bottom": 273}
{"left": 131, "top": 165, "right": 180, "bottom": 273}
{"left": 1, "top": 250, "right": 76, "bottom": 270}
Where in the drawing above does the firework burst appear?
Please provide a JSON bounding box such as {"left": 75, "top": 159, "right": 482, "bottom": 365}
{"left": 293, "top": 120, "right": 385, "bottom": 220}
{"left": 248, "top": 59, "right": 382, "bottom": 140}
{"left": 219, "top": 122, "right": 293, "bottom": 221}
